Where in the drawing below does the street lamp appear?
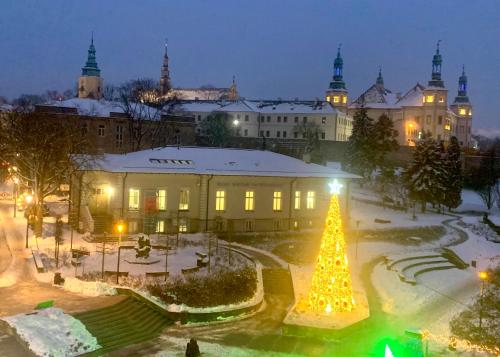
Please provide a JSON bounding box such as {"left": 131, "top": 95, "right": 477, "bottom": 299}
{"left": 233, "top": 119, "right": 239, "bottom": 126}
{"left": 478, "top": 271, "right": 488, "bottom": 332}
{"left": 116, "top": 221, "right": 125, "bottom": 244}
{"left": 25, "top": 194, "right": 33, "bottom": 248}
{"left": 115, "top": 221, "right": 125, "bottom": 284}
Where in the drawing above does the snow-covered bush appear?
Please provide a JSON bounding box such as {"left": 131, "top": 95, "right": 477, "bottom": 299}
{"left": 147, "top": 266, "right": 257, "bottom": 307}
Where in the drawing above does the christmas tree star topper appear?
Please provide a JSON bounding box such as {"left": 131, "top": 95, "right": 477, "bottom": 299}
{"left": 329, "top": 179, "right": 343, "bottom": 195}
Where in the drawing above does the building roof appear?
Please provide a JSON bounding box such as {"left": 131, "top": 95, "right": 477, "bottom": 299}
{"left": 38, "top": 98, "right": 160, "bottom": 119}
{"left": 164, "top": 99, "right": 341, "bottom": 116}
{"left": 395, "top": 83, "right": 426, "bottom": 107}
{"left": 351, "top": 84, "right": 400, "bottom": 109}
{"left": 91, "top": 146, "right": 358, "bottom": 179}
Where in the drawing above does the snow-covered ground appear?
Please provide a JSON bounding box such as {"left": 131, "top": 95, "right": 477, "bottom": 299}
{"left": 1, "top": 308, "right": 100, "bottom": 357}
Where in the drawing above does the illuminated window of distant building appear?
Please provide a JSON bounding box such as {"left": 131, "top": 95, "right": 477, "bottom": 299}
{"left": 294, "top": 191, "right": 301, "bottom": 210}
{"left": 293, "top": 220, "right": 299, "bottom": 230}
{"left": 156, "top": 220, "right": 165, "bottom": 233}
{"left": 128, "top": 189, "right": 140, "bottom": 211}
{"left": 178, "top": 218, "right": 187, "bottom": 232}
{"left": 156, "top": 189, "right": 166, "bottom": 211}
{"left": 306, "top": 191, "right": 316, "bottom": 209}
{"left": 342, "top": 96, "right": 347, "bottom": 104}
{"left": 333, "top": 96, "right": 340, "bottom": 103}
{"left": 425, "top": 95, "right": 434, "bottom": 103}
{"left": 439, "top": 96, "right": 444, "bottom": 103}
{"left": 245, "top": 191, "right": 254, "bottom": 211}
{"left": 468, "top": 109, "right": 472, "bottom": 116}
{"left": 459, "top": 108, "right": 467, "bottom": 115}
{"left": 326, "top": 96, "right": 331, "bottom": 102}
{"left": 273, "top": 191, "right": 282, "bottom": 211}
{"left": 179, "top": 189, "right": 189, "bottom": 210}
{"left": 215, "top": 190, "right": 225, "bottom": 211}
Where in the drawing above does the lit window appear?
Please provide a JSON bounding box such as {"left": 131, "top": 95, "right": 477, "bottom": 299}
{"left": 425, "top": 95, "right": 434, "bottom": 103}
{"left": 128, "top": 189, "right": 140, "bottom": 211}
{"left": 179, "top": 189, "right": 189, "bottom": 210}
{"left": 306, "top": 191, "right": 316, "bottom": 209}
{"left": 422, "top": 96, "right": 425, "bottom": 103}
{"left": 178, "top": 219, "right": 187, "bottom": 232}
{"left": 294, "top": 191, "right": 301, "bottom": 210}
{"left": 439, "top": 96, "right": 444, "bottom": 103}
{"left": 215, "top": 190, "right": 225, "bottom": 211}
{"left": 342, "top": 96, "right": 347, "bottom": 104}
{"left": 245, "top": 191, "right": 254, "bottom": 211}
{"left": 468, "top": 109, "right": 472, "bottom": 116}
{"left": 322, "top": 117, "right": 326, "bottom": 124}
{"left": 459, "top": 108, "right": 466, "bottom": 115}
{"left": 333, "top": 96, "right": 340, "bottom": 103}
{"left": 273, "top": 191, "right": 282, "bottom": 211}
{"left": 156, "top": 189, "right": 166, "bottom": 211}
{"left": 326, "top": 96, "right": 331, "bottom": 102}
{"left": 293, "top": 220, "right": 299, "bottom": 229}
{"left": 156, "top": 220, "right": 165, "bottom": 233}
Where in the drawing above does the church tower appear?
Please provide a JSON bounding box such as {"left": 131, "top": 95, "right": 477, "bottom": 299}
{"left": 160, "top": 42, "right": 171, "bottom": 96}
{"left": 450, "top": 66, "right": 473, "bottom": 147}
{"left": 375, "top": 67, "right": 384, "bottom": 88}
{"left": 422, "top": 41, "right": 449, "bottom": 142}
{"left": 325, "top": 45, "right": 348, "bottom": 111}
{"left": 78, "top": 34, "right": 103, "bottom": 99}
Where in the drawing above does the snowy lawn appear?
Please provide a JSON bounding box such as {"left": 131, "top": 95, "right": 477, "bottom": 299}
{"left": 1, "top": 308, "right": 100, "bottom": 357}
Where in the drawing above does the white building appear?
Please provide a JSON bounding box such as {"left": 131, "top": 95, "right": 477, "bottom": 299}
{"left": 72, "top": 146, "right": 358, "bottom": 234}
{"left": 164, "top": 99, "right": 353, "bottom": 142}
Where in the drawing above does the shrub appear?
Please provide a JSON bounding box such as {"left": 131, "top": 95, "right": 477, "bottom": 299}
{"left": 147, "top": 266, "right": 257, "bottom": 308}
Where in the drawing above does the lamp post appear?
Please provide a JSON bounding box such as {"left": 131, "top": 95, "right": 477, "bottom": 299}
{"left": 115, "top": 222, "right": 125, "bottom": 284}
{"left": 24, "top": 194, "right": 33, "bottom": 248}
{"left": 478, "top": 271, "right": 488, "bottom": 332}
{"left": 13, "top": 177, "right": 19, "bottom": 218}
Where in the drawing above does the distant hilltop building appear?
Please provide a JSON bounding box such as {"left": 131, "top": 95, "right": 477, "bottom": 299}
{"left": 159, "top": 43, "right": 239, "bottom": 101}
{"left": 330, "top": 42, "right": 473, "bottom": 148}
{"left": 78, "top": 34, "right": 103, "bottom": 100}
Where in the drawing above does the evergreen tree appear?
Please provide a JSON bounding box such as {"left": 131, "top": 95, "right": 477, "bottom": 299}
{"left": 443, "top": 136, "right": 462, "bottom": 210}
{"left": 344, "top": 108, "right": 375, "bottom": 180}
{"left": 200, "top": 112, "right": 231, "bottom": 147}
{"left": 404, "top": 133, "right": 445, "bottom": 212}
{"left": 373, "top": 114, "right": 399, "bottom": 170}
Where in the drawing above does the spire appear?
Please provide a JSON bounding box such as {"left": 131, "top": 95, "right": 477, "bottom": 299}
{"left": 428, "top": 40, "right": 444, "bottom": 87}
{"left": 329, "top": 44, "right": 346, "bottom": 90}
{"left": 81, "top": 33, "right": 100, "bottom": 77}
{"left": 228, "top": 75, "right": 239, "bottom": 101}
{"left": 160, "top": 39, "right": 171, "bottom": 95}
{"left": 454, "top": 65, "right": 470, "bottom": 104}
{"left": 376, "top": 67, "right": 384, "bottom": 87}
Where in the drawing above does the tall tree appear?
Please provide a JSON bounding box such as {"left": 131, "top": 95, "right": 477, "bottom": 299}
{"left": 294, "top": 121, "right": 323, "bottom": 158}
{"left": 372, "top": 113, "right": 399, "bottom": 170}
{"left": 404, "top": 133, "right": 445, "bottom": 212}
{"left": 118, "top": 78, "right": 165, "bottom": 151}
{"left": 200, "top": 112, "right": 231, "bottom": 147}
{"left": 344, "top": 108, "right": 375, "bottom": 180}
{"left": 0, "top": 111, "right": 97, "bottom": 236}
{"left": 443, "top": 136, "right": 463, "bottom": 210}
{"left": 468, "top": 148, "right": 499, "bottom": 210}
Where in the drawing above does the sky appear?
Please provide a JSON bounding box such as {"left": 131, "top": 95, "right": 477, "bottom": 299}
{"left": 0, "top": 0, "right": 499, "bottom": 129}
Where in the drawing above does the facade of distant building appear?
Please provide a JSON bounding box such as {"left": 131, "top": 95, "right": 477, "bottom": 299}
{"left": 36, "top": 98, "right": 196, "bottom": 154}
{"left": 165, "top": 99, "right": 353, "bottom": 142}
{"left": 71, "top": 146, "right": 357, "bottom": 234}
{"left": 159, "top": 43, "right": 239, "bottom": 101}
{"left": 337, "top": 43, "right": 473, "bottom": 147}
{"left": 78, "top": 35, "right": 103, "bottom": 100}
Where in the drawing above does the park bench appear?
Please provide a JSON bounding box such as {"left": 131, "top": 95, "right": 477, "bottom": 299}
{"left": 181, "top": 266, "right": 200, "bottom": 274}
{"left": 145, "top": 272, "right": 169, "bottom": 278}
{"left": 104, "top": 271, "right": 129, "bottom": 278}
{"left": 195, "top": 252, "right": 208, "bottom": 267}
{"left": 31, "top": 249, "right": 46, "bottom": 273}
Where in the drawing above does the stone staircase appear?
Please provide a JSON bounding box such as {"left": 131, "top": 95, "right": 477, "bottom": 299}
{"left": 74, "top": 296, "right": 171, "bottom": 355}
{"left": 262, "top": 268, "right": 294, "bottom": 296}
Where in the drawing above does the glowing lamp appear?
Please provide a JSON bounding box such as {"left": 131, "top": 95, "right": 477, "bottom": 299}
{"left": 479, "top": 271, "right": 488, "bottom": 280}
{"left": 329, "top": 179, "right": 343, "bottom": 195}
{"left": 116, "top": 222, "right": 125, "bottom": 234}
{"left": 106, "top": 186, "right": 114, "bottom": 195}
{"left": 25, "top": 194, "right": 33, "bottom": 204}
{"left": 233, "top": 119, "right": 239, "bottom": 126}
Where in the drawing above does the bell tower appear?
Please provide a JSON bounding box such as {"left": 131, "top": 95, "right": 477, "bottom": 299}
{"left": 78, "top": 34, "right": 103, "bottom": 99}
{"left": 450, "top": 66, "right": 473, "bottom": 147}
{"left": 325, "top": 45, "right": 348, "bottom": 111}
{"left": 159, "top": 41, "right": 171, "bottom": 96}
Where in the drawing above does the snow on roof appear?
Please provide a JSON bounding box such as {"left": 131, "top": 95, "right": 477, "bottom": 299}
{"left": 0, "top": 104, "right": 13, "bottom": 112}
{"left": 351, "top": 84, "right": 400, "bottom": 109}
{"left": 169, "top": 88, "right": 230, "bottom": 100}
{"left": 42, "top": 98, "right": 160, "bottom": 119}
{"left": 92, "top": 146, "right": 358, "bottom": 179}
{"left": 395, "top": 83, "right": 426, "bottom": 107}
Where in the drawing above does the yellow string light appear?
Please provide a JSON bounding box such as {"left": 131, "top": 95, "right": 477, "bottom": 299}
{"left": 308, "top": 190, "right": 354, "bottom": 313}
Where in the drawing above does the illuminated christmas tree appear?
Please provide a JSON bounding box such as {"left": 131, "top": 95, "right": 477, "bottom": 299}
{"left": 308, "top": 180, "right": 354, "bottom": 313}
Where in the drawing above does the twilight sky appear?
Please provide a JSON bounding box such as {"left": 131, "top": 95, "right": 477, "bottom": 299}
{"left": 0, "top": 0, "right": 499, "bottom": 129}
